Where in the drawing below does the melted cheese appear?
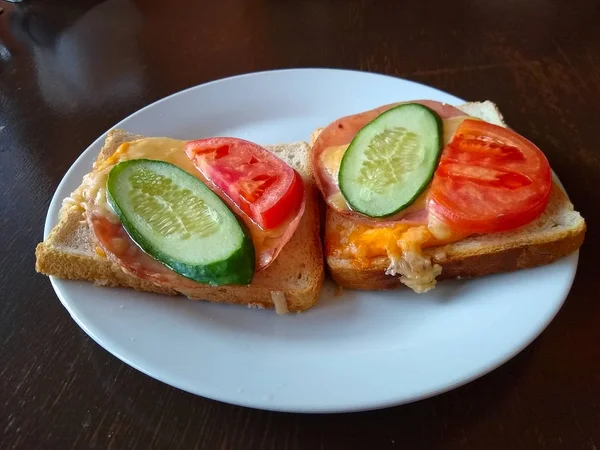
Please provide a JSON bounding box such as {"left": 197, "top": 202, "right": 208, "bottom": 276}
{"left": 330, "top": 223, "right": 455, "bottom": 293}
{"left": 383, "top": 227, "right": 442, "bottom": 293}
{"left": 64, "top": 137, "right": 191, "bottom": 218}
{"left": 320, "top": 144, "right": 348, "bottom": 178}
{"left": 442, "top": 115, "right": 471, "bottom": 147}
{"left": 330, "top": 215, "right": 471, "bottom": 293}
{"left": 99, "top": 138, "right": 192, "bottom": 173}
{"left": 270, "top": 291, "right": 289, "bottom": 315}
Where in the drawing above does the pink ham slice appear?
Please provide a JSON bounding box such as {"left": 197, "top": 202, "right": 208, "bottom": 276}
{"left": 89, "top": 212, "right": 202, "bottom": 290}
{"left": 311, "top": 100, "right": 466, "bottom": 224}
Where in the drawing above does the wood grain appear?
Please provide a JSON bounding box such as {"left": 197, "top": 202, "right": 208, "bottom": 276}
{"left": 1, "top": 0, "right": 599, "bottom": 448}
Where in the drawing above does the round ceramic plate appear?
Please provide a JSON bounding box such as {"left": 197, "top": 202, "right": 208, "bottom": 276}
{"left": 45, "top": 69, "right": 578, "bottom": 413}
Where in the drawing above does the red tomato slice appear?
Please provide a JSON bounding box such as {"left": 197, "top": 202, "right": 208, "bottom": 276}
{"left": 429, "top": 119, "right": 552, "bottom": 234}
{"left": 185, "top": 138, "right": 304, "bottom": 230}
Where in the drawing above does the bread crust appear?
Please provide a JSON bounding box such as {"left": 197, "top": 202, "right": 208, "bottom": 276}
{"left": 327, "top": 212, "right": 586, "bottom": 290}
{"left": 36, "top": 130, "right": 324, "bottom": 312}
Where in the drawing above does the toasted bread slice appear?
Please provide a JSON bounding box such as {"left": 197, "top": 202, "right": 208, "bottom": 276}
{"left": 318, "top": 101, "right": 586, "bottom": 290}
{"left": 36, "top": 130, "right": 324, "bottom": 312}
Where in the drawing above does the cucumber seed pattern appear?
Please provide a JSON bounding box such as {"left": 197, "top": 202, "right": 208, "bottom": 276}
{"left": 129, "top": 168, "right": 220, "bottom": 239}
{"left": 357, "top": 127, "right": 423, "bottom": 198}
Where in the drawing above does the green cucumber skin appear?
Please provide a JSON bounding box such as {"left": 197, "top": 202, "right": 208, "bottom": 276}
{"left": 106, "top": 159, "right": 255, "bottom": 286}
{"left": 152, "top": 230, "right": 255, "bottom": 286}
{"left": 339, "top": 103, "right": 443, "bottom": 218}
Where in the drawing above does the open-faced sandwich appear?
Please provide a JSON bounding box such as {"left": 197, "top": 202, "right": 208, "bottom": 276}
{"left": 310, "top": 100, "right": 585, "bottom": 292}
{"left": 36, "top": 131, "right": 324, "bottom": 313}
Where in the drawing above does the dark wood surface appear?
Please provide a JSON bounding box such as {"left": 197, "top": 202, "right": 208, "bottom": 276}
{"left": 1, "top": 0, "right": 599, "bottom": 448}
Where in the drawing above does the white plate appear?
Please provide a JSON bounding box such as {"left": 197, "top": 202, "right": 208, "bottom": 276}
{"left": 45, "top": 69, "right": 578, "bottom": 413}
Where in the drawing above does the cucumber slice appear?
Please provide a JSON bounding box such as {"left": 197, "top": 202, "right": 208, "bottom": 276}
{"left": 339, "top": 103, "right": 443, "bottom": 217}
{"left": 106, "top": 159, "right": 255, "bottom": 285}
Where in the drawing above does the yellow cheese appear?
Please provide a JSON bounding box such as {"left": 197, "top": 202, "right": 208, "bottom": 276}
{"left": 330, "top": 222, "right": 444, "bottom": 293}
{"left": 319, "top": 144, "right": 348, "bottom": 178}
{"left": 65, "top": 137, "right": 195, "bottom": 218}
{"left": 98, "top": 137, "right": 193, "bottom": 174}
{"left": 270, "top": 291, "right": 289, "bottom": 315}
{"left": 442, "top": 115, "right": 471, "bottom": 147}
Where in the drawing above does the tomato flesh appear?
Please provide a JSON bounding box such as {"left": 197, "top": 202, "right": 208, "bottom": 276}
{"left": 429, "top": 120, "right": 552, "bottom": 234}
{"left": 185, "top": 138, "right": 304, "bottom": 230}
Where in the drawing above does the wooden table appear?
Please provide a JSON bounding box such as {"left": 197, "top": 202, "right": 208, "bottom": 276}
{"left": 2, "top": 0, "right": 599, "bottom": 448}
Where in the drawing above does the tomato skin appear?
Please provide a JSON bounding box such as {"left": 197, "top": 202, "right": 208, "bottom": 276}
{"left": 428, "top": 189, "right": 551, "bottom": 234}
{"left": 259, "top": 170, "right": 304, "bottom": 229}
{"left": 429, "top": 120, "right": 552, "bottom": 234}
{"left": 185, "top": 138, "right": 304, "bottom": 230}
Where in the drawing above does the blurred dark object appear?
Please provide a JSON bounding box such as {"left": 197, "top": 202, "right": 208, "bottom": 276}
{"left": 3, "top": 0, "right": 143, "bottom": 113}
{"left": 8, "top": 0, "right": 103, "bottom": 48}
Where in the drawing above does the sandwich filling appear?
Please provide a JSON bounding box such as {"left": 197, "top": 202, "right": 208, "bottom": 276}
{"left": 64, "top": 137, "right": 306, "bottom": 290}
